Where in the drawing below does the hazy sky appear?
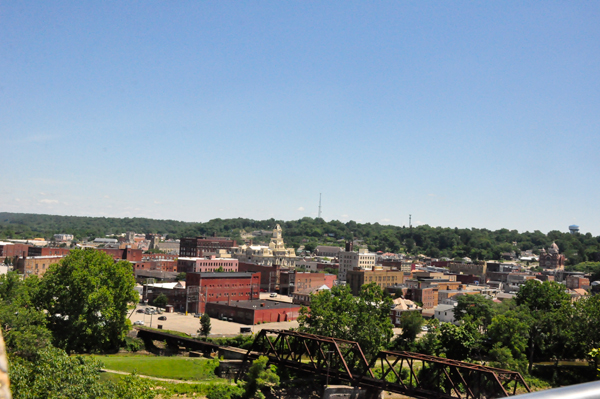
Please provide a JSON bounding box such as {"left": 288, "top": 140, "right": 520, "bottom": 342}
{"left": 1, "top": 2, "right": 599, "bottom": 234}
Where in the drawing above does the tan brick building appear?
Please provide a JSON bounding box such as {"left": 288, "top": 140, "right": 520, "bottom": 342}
{"left": 346, "top": 267, "right": 405, "bottom": 296}
{"left": 17, "top": 255, "right": 64, "bottom": 278}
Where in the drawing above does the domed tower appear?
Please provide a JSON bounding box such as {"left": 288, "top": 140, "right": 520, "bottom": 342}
{"left": 539, "top": 242, "right": 565, "bottom": 269}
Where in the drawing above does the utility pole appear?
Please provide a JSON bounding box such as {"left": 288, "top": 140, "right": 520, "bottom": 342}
{"left": 318, "top": 193, "right": 322, "bottom": 219}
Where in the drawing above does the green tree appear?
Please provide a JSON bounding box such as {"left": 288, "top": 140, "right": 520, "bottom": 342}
{"left": 0, "top": 273, "right": 51, "bottom": 358}
{"left": 438, "top": 321, "right": 482, "bottom": 361}
{"left": 515, "top": 280, "right": 571, "bottom": 373}
{"left": 487, "top": 313, "right": 530, "bottom": 371}
{"left": 243, "top": 356, "right": 280, "bottom": 399}
{"left": 515, "top": 280, "right": 570, "bottom": 313}
{"left": 199, "top": 313, "right": 212, "bottom": 339}
{"left": 392, "top": 311, "right": 423, "bottom": 350}
{"left": 153, "top": 294, "right": 168, "bottom": 309}
{"left": 37, "top": 249, "right": 138, "bottom": 353}
{"left": 298, "top": 283, "right": 393, "bottom": 360}
{"left": 9, "top": 346, "right": 110, "bottom": 399}
{"left": 453, "top": 294, "right": 495, "bottom": 331}
{"left": 175, "top": 272, "right": 187, "bottom": 281}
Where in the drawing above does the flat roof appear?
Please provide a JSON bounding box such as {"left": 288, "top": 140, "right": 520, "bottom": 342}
{"left": 210, "top": 300, "right": 302, "bottom": 310}
{"left": 190, "top": 272, "right": 257, "bottom": 278}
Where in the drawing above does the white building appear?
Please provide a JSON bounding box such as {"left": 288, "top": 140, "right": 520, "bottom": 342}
{"left": 338, "top": 242, "right": 376, "bottom": 282}
{"left": 434, "top": 303, "right": 458, "bottom": 325}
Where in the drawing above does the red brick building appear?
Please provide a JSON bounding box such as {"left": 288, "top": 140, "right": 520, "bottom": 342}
{"left": 0, "top": 243, "right": 30, "bottom": 261}
{"left": 179, "top": 237, "right": 237, "bottom": 257}
{"left": 142, "top": 253, "right": 178, "bottom": 261}
{"left": 405, "top": 287, "right": 438, "bottom": 309}
{"left": 28, "top": 247, "right": 71, "bottom": 257}
{"left": 177, "top": 257, "right": 238, "bottom": 273}
{"left": 566, "top": 275, "right": 590, "bottom": 290}
{"left": 238, "top": 262, "right": 283, "bottom": 292}
{"left": 186, "top": 272, "right": 260, "bottom": 313}
{"left": 97, "top": 248, "right": 143, "bottom": 262}
{"left": 280, "top": 271, "right": 338, "bottom": 295}
{"left": 133, "top": 260, "right": 178, "bottom": 273}
{"left": 205, "top": 300, "right": 302, "bottom": 325}
{"left": 539, "top": 242, "right": 565, "bottom": 269}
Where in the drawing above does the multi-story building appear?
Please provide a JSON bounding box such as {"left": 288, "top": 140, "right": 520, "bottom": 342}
{"left": 279, "top": 271, "right": 337, "bottom": 295}
{"left": 231, "top": 225, "right": 296, "bottom": 267}
{"left": 238, "top": 262, "right": 285, "bottom": 292}
{"left": 16, "top": 255, "right": 65, "bottom": 278}
{"left": 539, "top": 242, "right": 565, "bottom": 269}
{"left": 346, "top": 267, "right": 405, "bottom": 296}
{"left": 314, "top": 246, "right": 343, "bottom": 257}
{"left": 390, "top": 297, "right": 422, "bottom": 326}
{"left": 97, "top": 247, "right": 143, "bottom": 262}
{"left": 447, "top": 262, "right": 487, "bottom": 278}
{"left": 186, "top": 272, "right": 261, "bottom": 313}
{"left": 133, "top": 260, "right": 178, "bottom": 273}
{"left": 0, "top": 242, "right": 30, "bottom": 262}
{"left": 380, "top": 259, "right": 413, "bottom": 272}
{"left": 566, "top": 275, "right": 590, "bottom": 290}
{"left": 338, "top": 241, "right": 376, "bottom": 281}
{"left": 177, "top": 257, "right": 238, "bottom": 273}
{"left": 179, "top": 236, "right": 237, "bottom": 258}
{"left": 53, "top": 234, "right": 74, "bottom": 243}
{"left": 27, "top": 247, "right": 71, "bottom": 257}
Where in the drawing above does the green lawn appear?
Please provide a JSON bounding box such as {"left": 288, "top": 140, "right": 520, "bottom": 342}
{"left": 95, "top": 354, "right": 220, "bottom": 381}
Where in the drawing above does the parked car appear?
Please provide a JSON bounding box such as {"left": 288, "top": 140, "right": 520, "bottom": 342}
{"left": 269, "top": 293, "right": 277, "bottom": 298}
{"left": 421, "top": 326, "right": 429, "bottom": 331}
{"left": 240, "top": 327, "right": 252, "bottom": 333}
{"left": 136, "top": 309, "right": 144, "bottom": 313}
{"left": 133, "top": 320, "right": 144, "bottom": 326}
{"left": 193, "top": 313, "right": 201, "bottom": 318}
{"left": 158, "top": 316, "right": 167, "bottom": 321}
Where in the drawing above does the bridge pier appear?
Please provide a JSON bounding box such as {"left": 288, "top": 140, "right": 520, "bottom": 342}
{"left": 322, "top": 385, "right": 383, "bottom": 399}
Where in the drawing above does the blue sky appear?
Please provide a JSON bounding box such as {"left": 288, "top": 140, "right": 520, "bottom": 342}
{"left": 1, "top": 2, "right": 599, "bottom": 234}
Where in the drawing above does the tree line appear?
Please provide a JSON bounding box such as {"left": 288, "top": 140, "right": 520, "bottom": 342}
{"left": 2, "top": 212, "right": 600, "bottom": 264}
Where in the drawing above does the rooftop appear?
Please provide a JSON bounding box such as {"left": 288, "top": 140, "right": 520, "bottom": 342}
{"left": 189, "top": 272, "right": 257, "bottom": 278}
{"left": 212, "top": 300, "right": 302, "bottom": 310}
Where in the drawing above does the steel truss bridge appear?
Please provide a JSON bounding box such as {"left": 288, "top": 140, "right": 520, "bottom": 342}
{"left": 238, "top": 329, "right": 531, "bottom": 399}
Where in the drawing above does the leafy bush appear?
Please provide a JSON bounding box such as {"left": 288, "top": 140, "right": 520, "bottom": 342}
{"left": 122, "top": 337, "right": 144, "bottom": 352}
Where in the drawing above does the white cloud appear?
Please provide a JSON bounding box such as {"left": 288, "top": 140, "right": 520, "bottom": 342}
{"left": 14, "top": 198, "right": 20, "bottom": 202}
{"left": 341, "top": 214, "right": 348, "bottom": 218}
{"left": 39, "top": 199, "right": 59, "bottom": 204}
{"left": 428, "top": 193, "right": 436, "bottom": 197}
{"left": 39, "top": 192, "right": 46, "bottom": 196}
{"left": 153, "top": 200, "right": 162, "bottom": 204}
{"left": 297, "top": 207, "right": 305, "bottom": 211}
{"left": 104, "top": 195, "right": 110, "bottom": 199}
{"left": 381, "top": 218, "right": 391, "bottom": 223}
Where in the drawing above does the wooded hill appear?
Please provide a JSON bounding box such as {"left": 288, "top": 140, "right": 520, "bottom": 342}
{"left": 1, "top": 212, "right": 599, "bottom": 265}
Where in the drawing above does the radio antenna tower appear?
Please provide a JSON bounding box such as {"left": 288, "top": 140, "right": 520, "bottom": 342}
{"left": 318, "top": 193, "right": 322, "bottom": 219}
{"left": 409, "top": 214, "right": 412, "bottom": 228}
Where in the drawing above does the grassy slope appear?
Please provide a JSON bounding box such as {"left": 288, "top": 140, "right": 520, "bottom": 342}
{"left": 95, "top": 354, "right": 220, "bottom": 381}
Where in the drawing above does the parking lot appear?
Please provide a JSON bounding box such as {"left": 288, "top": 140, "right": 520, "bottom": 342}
{"left": 129, "top": 293, "right": 402, "bottom": 338}
{"left": 129, "top": 294, "right": 298, "bottom": 337}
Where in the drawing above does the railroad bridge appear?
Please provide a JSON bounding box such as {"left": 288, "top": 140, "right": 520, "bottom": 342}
{"left": 238, "top": 329, "right": 531, "bottom": 399}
